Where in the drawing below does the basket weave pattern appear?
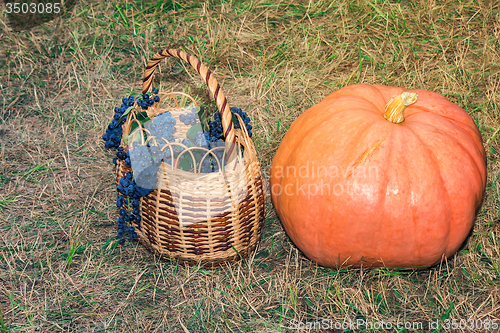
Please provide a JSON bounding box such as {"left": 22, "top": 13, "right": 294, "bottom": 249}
{"left": 115, "top": 49, "right": 265, "bottom": 268}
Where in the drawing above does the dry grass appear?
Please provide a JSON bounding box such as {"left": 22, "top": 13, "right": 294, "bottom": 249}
{"left": 0, "top": 0, "right": 499, "bottom": 332}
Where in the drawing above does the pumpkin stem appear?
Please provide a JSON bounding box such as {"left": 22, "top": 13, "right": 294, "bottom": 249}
{"left": 383, "top": 92, "right": 418, "bottom": 124}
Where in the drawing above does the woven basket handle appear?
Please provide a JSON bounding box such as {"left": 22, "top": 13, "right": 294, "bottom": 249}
{"left": 142, "top": 49, "right": 236, "bottom": 158}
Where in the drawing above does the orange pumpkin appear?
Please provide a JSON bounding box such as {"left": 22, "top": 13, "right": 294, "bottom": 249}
{"left": 270, "top": 84, "right": 487, "bottom": 268}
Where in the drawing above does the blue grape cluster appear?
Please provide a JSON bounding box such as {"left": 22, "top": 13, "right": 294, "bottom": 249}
{"left": 137, "top": 88, "right": 160, "bottom": 110}
{"left": 102, "top": 97, "right": 134, "bottom": 149}
{"left": 197, "top": 141, "right": 226, "bottom": 173}
{"left": 179, "top": 107, "right": 197, "bottom": 125}
{"left": 195, "top": 131, "right": 209, "bottom": 148}
{"left": 129, "top": 142, "right": 163, "bottom": 189}
{"left": 130, "top": 142, "right": 157, "bottom": 174}
{"left": 208, "top": 112, "right": 223, "bottom": 142}
{"left": 203, "top": 132, "right": 210, "bottom": 143}
{"left": 231, "top": 107, "right": 252, "bottom": 137}
{"left": 116, "top": 171, "right": 153, "bottom": 244}
{"left": 190, "top": 108, "right": 253, "bottom": 173}
{"left": 103, "top": 93, "right": 163, "bottom": 245}
{"left": 207, "top": 108, "right": 252, "bottom": 143}
{"left": 114, "top": 146, "right": 131, "bottom": 167}
{"left": 146, "top": 111, "right": 177, "bottom": 143}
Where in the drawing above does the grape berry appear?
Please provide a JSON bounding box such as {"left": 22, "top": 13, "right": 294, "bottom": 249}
{"left": 179, "top": 107, "right": 198, "bottom": 126}
{"left": 231, "top": 107, "right": 253, "bottom": 137}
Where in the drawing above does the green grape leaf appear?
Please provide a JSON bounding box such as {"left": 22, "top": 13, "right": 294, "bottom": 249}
{"left": 186, "top": 123, "right": 203, "bottom": 142}
{"left": 133, "top": 113, "right": 151, "bottom": 133}
{"left": 129, "top": 123, "right": 140, "bottom": 136}
{"left": 177, "top": 155, "right": 193, "bottom": 171}
{"left": 136, "top": 111, "right": 151, "bottom": 124}
{"left": 193, "top": 151, "right": 203, "bottom": 160}
{"left": 123, "top": 112, "right": 151, "bottom": 146}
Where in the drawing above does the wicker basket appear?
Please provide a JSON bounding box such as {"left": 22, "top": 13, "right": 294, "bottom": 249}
{"left": 115, "top": 49, "right": 265, "bottom": 268}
